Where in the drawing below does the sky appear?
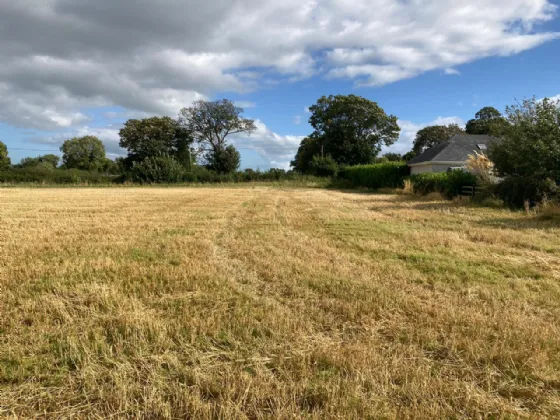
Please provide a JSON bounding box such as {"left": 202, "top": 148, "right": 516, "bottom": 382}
{"left": 1, "top": 0, "right": 560, "bottom": 169}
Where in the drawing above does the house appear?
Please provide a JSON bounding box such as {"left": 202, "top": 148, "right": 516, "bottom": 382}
{"left": 407, "top": 134, "right": 494, "bottom": 175}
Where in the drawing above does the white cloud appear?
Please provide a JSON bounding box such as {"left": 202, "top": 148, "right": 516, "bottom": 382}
{"left": 541, "top": 94, "right": 560, "bottom": 102}
{"left": 382, "top": 116, "right": 465, "bottom": 155}
{"left": 29, "top": 126, "right": 124, "bottom": 156}
{"left": 293, "top": 116, "right": 302, "bottom": 125}
{"left": 232, "top": 120, "right": 304, "bottom": 169}
{"left": 444, "top": 68, "right": 461, "bottom": 75}
{"left": 0, "top": 0, "right": 557, "bottom": 131}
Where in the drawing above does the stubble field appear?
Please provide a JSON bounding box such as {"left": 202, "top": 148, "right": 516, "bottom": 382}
{"left": 1, "top": 186, "right": 559, "bottom": 418}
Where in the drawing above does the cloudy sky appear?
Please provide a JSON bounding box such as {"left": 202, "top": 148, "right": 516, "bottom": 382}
{"left": 1, "top": 0, "right": 559, "bottom": 168}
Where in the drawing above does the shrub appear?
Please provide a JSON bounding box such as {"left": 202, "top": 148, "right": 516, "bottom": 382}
{"left": 410, "top": 171, "right": 477, "bottom": 199}
{"left": 339, "top": 161, "right": 409, "bottom": 189}
{"left": 309, "top": 155, "right": 339, "bottom": 177}
{"left": 131, "top": 155, "right": 185, "bottom": 183}
{"left": 494, "top": 176, "right": 559, "bottom": 209}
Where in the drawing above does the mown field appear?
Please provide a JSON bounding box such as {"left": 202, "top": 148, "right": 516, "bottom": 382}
{"left": 1, "top": 187, "right": 559, "bottom": 418}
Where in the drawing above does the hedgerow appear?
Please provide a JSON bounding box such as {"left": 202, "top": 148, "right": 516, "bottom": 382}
{"left": 410, "top": 171, "right": 477, "bottom": 198}
{"left": 338, "top": 161, "right": 409, "bottom": 189}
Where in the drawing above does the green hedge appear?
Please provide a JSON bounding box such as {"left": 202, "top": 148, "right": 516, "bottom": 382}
{"left": 0, "top": 168, "right": 117, "bottom": 184}
{"left": 339, "top": 161, "right": 409, "bottom": 189}
{"left": 410, "top": 171, "right": 477, "bottom": 198}
{"left": 0, "top": 166, "right": 324, "bottom": 185}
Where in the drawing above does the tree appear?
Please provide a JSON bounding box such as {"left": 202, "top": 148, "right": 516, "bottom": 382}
{"left": 489, "top": 97, "right": 560, "bottom": 181}
{"left": 308, "top": 95, "right": 400, "bottom": 167}
{"left": 0, "top": 141, "right": 11, "bottom": 169}
{"left": 402, "top": 150, "right": 417, "bottom": 162}
{"left": 60, "top": 136, "right": 106, "bottom": 171}
{"left": 466, "top": 106, "right": 508, "bottom": 135}
{"left": 205, "top": 145, "right": 241, "bottom": 173}
{"left": 291, "top": 136, "right": 322, "bottom": 173}
{"left": 381, "top": 152, "right": 404, "bottom": 162}
{"left": 412, "top": 124, "right": 465, "bottom": 155}
{"left": 18, "top": 154, "right": 60, "bottom": 169}
{"left": 119, "top": 117, "right": 193, "bottom": 169}
{"left": 309, "top": 155, "right": 339, "bottom": 177}
{"left": 178, "top": 99, "right": 256, "bottom": 172}
{"left": 131, "top": 155, "right": 185, "bottom": 183}
{"left": 101, "top": 158, "right": 119, "bottom": 174}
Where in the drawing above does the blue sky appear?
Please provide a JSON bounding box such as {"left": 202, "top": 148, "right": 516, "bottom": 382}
{"left": 1, "top": 0, "right": 559, "bottom": 169}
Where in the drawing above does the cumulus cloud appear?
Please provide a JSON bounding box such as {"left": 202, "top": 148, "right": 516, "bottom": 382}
{"left": 382, "top": 116, "right": 465, "bottom": 155}
{"left": 1, "top": 0, "right": 559, "bottom": 165}
{"left": 0, "top": 0, "right": 558, "bottom": 132}
{"left": 231, "top": 120, "right": 304, "bottom": 169}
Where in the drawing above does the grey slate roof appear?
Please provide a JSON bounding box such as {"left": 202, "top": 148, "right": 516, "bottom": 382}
{"left": 407, "top": 134, "right": 494, "bottom": 165}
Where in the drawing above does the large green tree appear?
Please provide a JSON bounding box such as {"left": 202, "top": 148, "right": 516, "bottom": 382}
{"left": 0, "top": 141, "right": 10, "bottom": 169}
{"left": 412, "top": 124, "right": 465, "bottom": 155}
{"left": 291, "top": 135, "right": 322, "bottom": 173}
{"left": 489, "top": 97, "right": 560, "bottom": 180}
{"left": 303, "top": 94, "right": 400, "bottom": 167}
{"left": 119, "top": 117, "right": 193, "bottom": 169}
{"left": 60, "top": 136, "right": 106, "bottom": 171}
{"left": 178, "top": 99, "right": 255, "bottom": 173}
{"left": 466, "top": 106, "right": 509, "bottom": 135}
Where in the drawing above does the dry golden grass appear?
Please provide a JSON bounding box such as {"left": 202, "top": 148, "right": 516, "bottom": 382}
{"left": 1, "top": 187, "right": 560, "bottom": 418}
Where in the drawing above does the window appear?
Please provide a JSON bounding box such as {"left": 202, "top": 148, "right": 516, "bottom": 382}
{"left": 477, "top": 144, "right": 487, "bottom": 150}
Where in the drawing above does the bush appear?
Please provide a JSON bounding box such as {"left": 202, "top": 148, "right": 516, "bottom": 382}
{"left": 495, "top": 176, "right": 559, "bottom": 208}
{"left": 410, "top": 170, "right": 477, "bottom": 199}
{"left": 309, "top": 155, "right": 339, "bottom": 177}
{"left": 131, "top": 155, "right": 185, "bottom": 183}
{"left": 339, "top": 161, "right": 409, "bottom": 189}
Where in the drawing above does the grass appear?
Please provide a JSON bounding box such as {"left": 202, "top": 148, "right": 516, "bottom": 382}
{"left": 1, "top": 187, "right": 559, "bottom": 418}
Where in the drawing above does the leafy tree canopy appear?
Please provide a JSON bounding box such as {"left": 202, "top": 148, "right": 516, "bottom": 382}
{"left": 465, "top": 106, "right": 509, "bottom": 135}
{"left": 119, "top": 116, "right": 193, "bottom": 168}
{"left": 291, "top": 135, "right": 322, "bottom": 173}
{"left": 489, "top": 97, "right": 560, "bottom": 181}
{"left": 179, "top": 99, "right": 256, "bottom": 151}
{"left": 205, "top": 145, "right": 241, "bottom": 174}
{"left": 60, "top": 136, "right": 106, "bottom": 171}
{"left": 306, "top": 94, "right": 400, "bottom": 166}
{"left": 18, "top": 154, "right": 60, "bottom": 169}
{"left": 412, "top": 124, "right": 464, "bottom": 155}
{"left": 381, "top": 152, "right": 404, "bottom": 162}
{"left": 0, "top": 141, "right": 11, "bottom": 169}
{"left": 179, "top": 99, "right": 255, "bottom": 172}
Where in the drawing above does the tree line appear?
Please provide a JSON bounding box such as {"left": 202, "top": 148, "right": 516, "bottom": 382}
{"left": 0, "top": 99, "right": 258, "bottom": 181}
{"left": 0, "top": 94, "right": 559, "bottom": 207}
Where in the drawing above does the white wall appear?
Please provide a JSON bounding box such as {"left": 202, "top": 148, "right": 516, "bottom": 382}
{"left": 410, "top": 162, "right": 464, "bottom": 174}
{"left": 431, "top": 164, "right": 456, "bottom": 173}
{"left": 410, "top": 164, "right": 433, "bottom": 174}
